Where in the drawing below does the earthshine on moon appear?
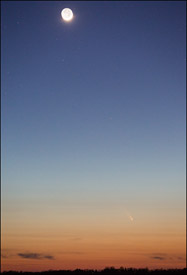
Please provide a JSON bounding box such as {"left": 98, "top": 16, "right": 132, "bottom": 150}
{"left": 61, "top": 8, "right": 73, "bottom": 22}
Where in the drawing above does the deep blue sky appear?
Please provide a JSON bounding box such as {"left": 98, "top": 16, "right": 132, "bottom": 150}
{"left": 1, "top": 1, "right": 186, "bottom": 208}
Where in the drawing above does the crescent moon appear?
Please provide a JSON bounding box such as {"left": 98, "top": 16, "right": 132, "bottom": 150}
{"left": 61, "top": 8, "right": 73, "bottom": 22}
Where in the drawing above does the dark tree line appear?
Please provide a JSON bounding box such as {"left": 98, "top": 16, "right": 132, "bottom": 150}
{"left": 1, "top": 267, "right": 187, "bottom": 275}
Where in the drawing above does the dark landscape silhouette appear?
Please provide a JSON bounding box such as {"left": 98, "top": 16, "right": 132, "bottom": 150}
{"left": 2, "top": 267, "right": 187, "bottom": 275}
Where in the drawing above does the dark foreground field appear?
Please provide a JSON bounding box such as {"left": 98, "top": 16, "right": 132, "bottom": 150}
{"left": 2, "top": 267, "right": 187, "bottom": 275}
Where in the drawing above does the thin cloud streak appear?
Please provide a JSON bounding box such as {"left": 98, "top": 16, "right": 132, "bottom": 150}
{"left": 17, "top": 253, "right": 54, "bottom": 260}
{"left": 151, "top": 256, "right": 165, "bottom": 261}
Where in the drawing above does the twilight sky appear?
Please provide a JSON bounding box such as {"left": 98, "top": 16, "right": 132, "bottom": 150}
{"left": 1, "top": 1, "right": 186, "bottom": 271}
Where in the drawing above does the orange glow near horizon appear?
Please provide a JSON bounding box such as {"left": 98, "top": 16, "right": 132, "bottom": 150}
{"left": 2, "top": 216, "right": 186, "bottom": 272}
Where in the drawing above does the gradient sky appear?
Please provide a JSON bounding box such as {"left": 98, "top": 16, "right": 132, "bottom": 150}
{"left": 1, "top": 1, "right": 186, "bottom": 272}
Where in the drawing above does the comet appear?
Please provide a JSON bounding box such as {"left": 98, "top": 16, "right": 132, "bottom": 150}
{"left": 125, "top": 209, "right": 134, "bottom": 222}
{"left": 129, "top": 215, "right": 134, "bottom": 222}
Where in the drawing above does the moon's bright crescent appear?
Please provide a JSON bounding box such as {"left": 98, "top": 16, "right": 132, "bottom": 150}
{"left": 61, "top": 8, "right": 73, "bottom": 22}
